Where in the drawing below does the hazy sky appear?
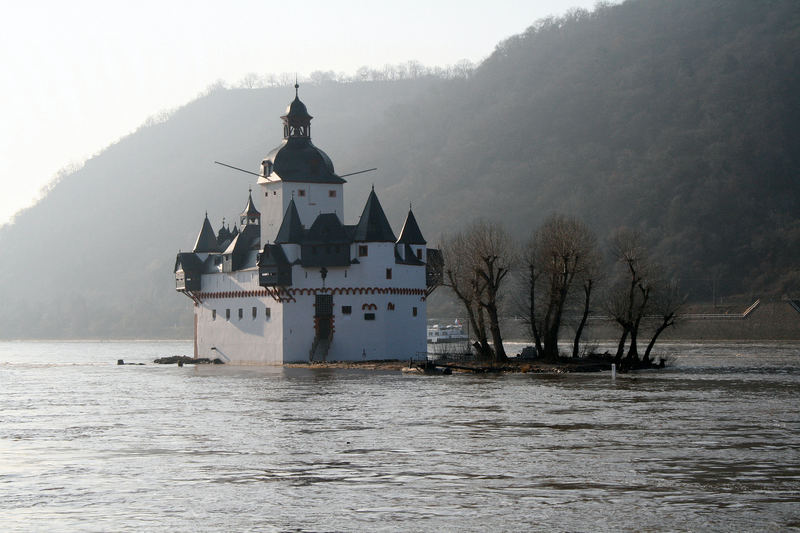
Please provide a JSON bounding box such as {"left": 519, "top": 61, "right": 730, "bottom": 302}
{"left": 0, "top": 0, "right": 603, "bottom": 226}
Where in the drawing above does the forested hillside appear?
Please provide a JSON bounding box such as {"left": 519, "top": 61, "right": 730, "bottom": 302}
{"left": 0, "top": 0, "right": 797, "bottom": 338}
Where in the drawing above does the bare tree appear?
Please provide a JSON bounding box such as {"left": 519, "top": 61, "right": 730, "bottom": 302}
{"left": 238, "top": 72, "right": 262, "bottom": 89}
{"left": 441, "top": 221, "right": 514, "bottom": 362}
{"left": 471, "top": 221, "right": 514, "bottom": 362}
{"left": 440, "top": 233, "right": 491, "bottom": 359}
{"left": 605, "top": 228, "right": 664, "bottom": 367}
{"left": 524, "top": 215, "right": 599, "bottom": 360}
{"left": 642, "top": 280, "right": 684, "bottom": 364}
{"left": 572, "top": 247, "right": 602, "bottom": 358}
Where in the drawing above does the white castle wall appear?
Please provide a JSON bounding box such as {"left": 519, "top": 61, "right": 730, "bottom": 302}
{"left": 193, "top": 241, "right": 427, "bottom": 364}
{"left": 195, "top": 269, "right": 283, "bottom": 364}
{"left": 258, "top": 180, "right": 344, "bottom": 245}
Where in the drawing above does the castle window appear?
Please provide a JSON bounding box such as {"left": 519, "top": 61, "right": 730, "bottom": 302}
{"left": 212, "top": 309, "right": 217, "bottom": 320}
{"left": 329, "top": 190, "right": 336, "bottom": 198}
{"left": 364, "top": 313, "right": 375, "bottom": 321}
{"left": 265, "top": 307, "right": 271, "bottom": 319}
{"left": 298, "top": 189, "right": 306, "bottom": 197}
{"left": 387, "top": 302, "right": 395, "bottom": 311}
{"left": 386, "top": 268, "right": 392, "bottom": 280}
{"left": 417, "top": 249, "right": 423, "bottom": 260}
{"left": 252, "top": 306, "right": 257, "bottom": 319}
{"left": 238, "top": 308, "right": 243, "bottom": 320}
{"left": 358, "top": 245, "right": 368, "bottom": 257}
{"left": 226, "top": 309, "right": 231, "bottom": 320}
{"left": 413, "top": 307, "right": 418, "bottom": 317}
{"left": 342, "top": 305, "right": 352, "bottom": 315}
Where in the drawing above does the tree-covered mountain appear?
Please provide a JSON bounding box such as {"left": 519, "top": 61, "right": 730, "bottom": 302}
{"left": 0, "top": 0, "right": 797, "bottom": 339}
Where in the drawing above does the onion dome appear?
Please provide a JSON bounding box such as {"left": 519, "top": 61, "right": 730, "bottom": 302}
{"left": 262, "top": 85, "right": 344, "bottom": 184}
{"left": 240, "top": 190, "right": 260, "bottom": 226}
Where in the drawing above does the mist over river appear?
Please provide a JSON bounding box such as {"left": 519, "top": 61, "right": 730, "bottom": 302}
{"left": 1, "top": 341, "right": 798, "bottom": 532}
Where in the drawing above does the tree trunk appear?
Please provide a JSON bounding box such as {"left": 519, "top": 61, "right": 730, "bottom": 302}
{"left": 643, "top": 314, "right": 674, "bottom": 363}
{"left": 475, "top": 305, "right": 492, "bottom": 360}
{"left": 615, "top": 327, "right": 629, "bottom": 363}
{"left": 529, "top": 267, "right": 544, "bottom": 357}
{"left": 628, "top": 327, "right": 639, "bottom": 362}
{"left": 572, "top": 280, "right": 592, "bottom": 358}
{"left": 485, "top": 302, "right": 506, "bottom": 362}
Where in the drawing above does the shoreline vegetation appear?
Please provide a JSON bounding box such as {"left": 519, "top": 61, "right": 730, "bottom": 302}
{"left": 152, "top": 352, "right": 664, "bottom": 374}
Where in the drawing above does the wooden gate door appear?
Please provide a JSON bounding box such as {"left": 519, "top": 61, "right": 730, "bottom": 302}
{"left": 315, "top": 294, "right": 333, "bottom": 338}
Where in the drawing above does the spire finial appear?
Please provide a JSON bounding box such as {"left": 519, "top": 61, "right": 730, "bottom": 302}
{"left": 205, "top": 210, "right": 208, "bottom": 219}
{"left": 294, "top": 75, "right": 299, "bottom": 97}
{"left": 371, "top": 183, "right": 375, "bottom": 191}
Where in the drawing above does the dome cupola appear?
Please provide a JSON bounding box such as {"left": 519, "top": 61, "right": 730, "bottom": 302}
{"left": 281, "top": 83, "right": 312, "bottom": 139}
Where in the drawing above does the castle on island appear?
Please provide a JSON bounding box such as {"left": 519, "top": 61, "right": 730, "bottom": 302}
{"left": 174, "top": 86, "right": 439, "bottom": 364}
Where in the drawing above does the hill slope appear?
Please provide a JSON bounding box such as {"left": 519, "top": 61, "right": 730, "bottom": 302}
{"left": 1, "top": 0, "right": 798, "bottom": 338}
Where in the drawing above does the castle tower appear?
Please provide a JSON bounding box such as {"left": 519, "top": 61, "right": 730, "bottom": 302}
{"left": 258, "top": 85, "right": 345, "bottom": 246}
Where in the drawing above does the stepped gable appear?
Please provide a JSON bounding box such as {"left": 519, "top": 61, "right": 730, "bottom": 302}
{"left": 397, "top": 208, "right": 426, "bottom": 245}
{"left": 353, "top": 188, "right": 396, "bottom": 242}
{"left": 261, "top": 84, "right": 345, "bottom": 184}
{"left": 192, "top": 214, "right": 219, "bottom": 253}
{"left": 275, "top": 198, "right": 305, "bottom": 244}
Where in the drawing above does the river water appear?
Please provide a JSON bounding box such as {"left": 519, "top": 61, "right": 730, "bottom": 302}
{"left": 0, "top": 341, "right": 798, "bottom": 532}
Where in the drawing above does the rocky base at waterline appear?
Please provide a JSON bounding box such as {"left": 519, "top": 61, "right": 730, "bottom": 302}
{"left": 153, "top": 356, "right": 225, "bottom": 365}
{"left": 287, "top": 354, "right": 665, "bottom": 373}
{"left": 515, "top": 353, "right": 666, "bottom": 373}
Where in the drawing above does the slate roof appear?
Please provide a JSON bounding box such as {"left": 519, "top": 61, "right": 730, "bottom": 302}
{"left": 241, "top": 191, "right": 260, "bottom": 218}
{"left": 394, "top": 244, "right": 425, "bottom": 266}
{"left": 193, "top": 215, "right": 219, "bottom": 253}
{"left": 275, "top": 198, "right": 306, "bottom": 244}
{"left": 257, "top": 244, "right": 290, "bottom": 268}
{"left": 353, "top": 188, "right": 396, "bottom": 242}
{"left": 224, "top": 223, "right": 261, "bottom": 270}
{"left": 283, "top": 95, "right": 312, "bottom": 122}
{"left": 305, "top": 213, "right": 349, "bottom": 244}
{"left": 397, "top": 209, "right": 426, "bottom": 245}
{"left": 174, "top": 252, "right": 204, "bottom": 273}
{"left": 263, "top": 138, "right": 344, "bottom": 184}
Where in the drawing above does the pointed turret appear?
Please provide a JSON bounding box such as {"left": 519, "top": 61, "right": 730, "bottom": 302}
{"left": 397, "top": 208, "right": 426, "bottom": 245}
{"left": 275, "top": 198, "right": 305, "bottom": 243}
{"left": 353, "top": 188, "right": 396, "bottom": 242}
{"left": 193, "top": 213, "right": 218, "bottom": 253}
{"left": 240, "top": 190, "right": 261, "bottom": 226}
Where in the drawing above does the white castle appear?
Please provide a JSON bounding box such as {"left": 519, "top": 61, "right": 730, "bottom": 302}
{"left": 174, "top": 86, "right": 439, "bottom": 364}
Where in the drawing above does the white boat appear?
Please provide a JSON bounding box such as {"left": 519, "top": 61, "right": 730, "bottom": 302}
{"left": 427, "top": 321, "right": 469, "bottom": 344}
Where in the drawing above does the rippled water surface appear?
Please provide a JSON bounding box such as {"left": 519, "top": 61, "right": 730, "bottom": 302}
{"left": 1, "top": 341, "right": 799, "bottom": 532}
